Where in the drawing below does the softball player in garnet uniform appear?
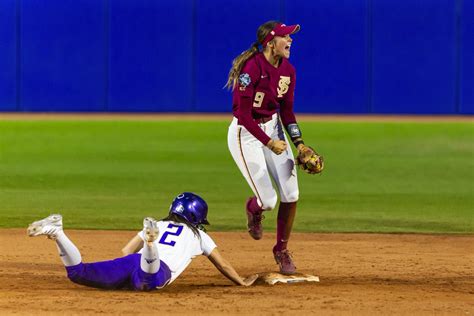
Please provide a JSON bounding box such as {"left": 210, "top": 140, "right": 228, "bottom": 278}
{"left": 27, "top": 193, "right": 257, "bottom": 290}
{"left": 226, "top": 21, "right": 317, "bottom": 274}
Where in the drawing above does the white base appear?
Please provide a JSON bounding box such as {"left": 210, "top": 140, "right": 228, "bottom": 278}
{"left": 258, "top": 272, "right": 320, "bottom": 285}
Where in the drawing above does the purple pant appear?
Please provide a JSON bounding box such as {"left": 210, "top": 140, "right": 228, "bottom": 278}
{"left": 65, "top": 254, "right": 171, "bottom": 291}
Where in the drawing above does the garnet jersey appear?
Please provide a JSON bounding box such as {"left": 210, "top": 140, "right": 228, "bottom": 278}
{"left": 232, "top": 52, "right": 297, "bottom": 145}
{"left": 138, "top": 221, "right": 217, "bottom": 284}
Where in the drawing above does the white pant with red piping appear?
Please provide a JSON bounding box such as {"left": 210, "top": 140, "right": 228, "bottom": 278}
{"left": 227, "top": 114, "right": 299, "bottom": 210}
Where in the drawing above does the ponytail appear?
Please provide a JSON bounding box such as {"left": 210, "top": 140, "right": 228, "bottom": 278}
{"left": 225, "top": 41, "right": 260, "bottom": 90}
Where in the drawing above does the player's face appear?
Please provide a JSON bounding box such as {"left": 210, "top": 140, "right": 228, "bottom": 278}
{"left": 273, "top": 35, "right": 293, "bottom": 59}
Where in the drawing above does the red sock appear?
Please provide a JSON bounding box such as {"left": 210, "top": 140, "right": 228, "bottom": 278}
{"left": 275, "top": 202, "right": 297, "bottom": 252}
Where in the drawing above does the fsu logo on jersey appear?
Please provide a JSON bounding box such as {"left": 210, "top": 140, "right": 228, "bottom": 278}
{"left": 239, "top": 73, "right": 251, "bottom": 91}
{"left": 277, "top": 76, "right": 291, "bottom": 97}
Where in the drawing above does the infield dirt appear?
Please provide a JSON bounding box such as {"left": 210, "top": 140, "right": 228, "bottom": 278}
{"left": 0, "top": 230, "right": 472, "bottom": 315}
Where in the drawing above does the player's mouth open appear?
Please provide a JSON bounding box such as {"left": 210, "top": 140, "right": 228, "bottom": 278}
{"left": 285, "top": 44, "right": 291, "bottom": 51}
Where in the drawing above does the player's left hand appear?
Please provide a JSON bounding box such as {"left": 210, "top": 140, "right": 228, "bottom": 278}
{"left": 242, "top": 274, "right": 259, "bottom": 286}
{"left": 296, "top": 144, "right": 324, "bottom": 174}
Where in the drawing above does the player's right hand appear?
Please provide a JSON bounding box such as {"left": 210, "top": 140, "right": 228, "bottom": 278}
{"left": 242, "top": 274, "right": 259, "bottom": 286}
{"left": 267, "top": 139, "right": 287, "bottom": 155}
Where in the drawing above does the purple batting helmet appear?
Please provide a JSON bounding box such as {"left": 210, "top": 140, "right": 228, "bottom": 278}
{"left": 169, "top": 192, "right": 210, "bottom": 226}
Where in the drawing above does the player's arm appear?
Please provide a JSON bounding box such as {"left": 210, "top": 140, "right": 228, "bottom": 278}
{"left": 236, "top": 63, "right": 286, "bottom": 154}
{"left": 207, "top": 248, "right": 258, "bottom": 286}
{"left": 121, "top": 234, "right": 143, "bottom": 256}
{"left": 279, "top": 72, "right": 305, "bottom": 150}
{"left": 280, "top": 72, "right": 324, "bottom": 172}
{"left": 238, "top": 96, "right": 287, "bottom": 154}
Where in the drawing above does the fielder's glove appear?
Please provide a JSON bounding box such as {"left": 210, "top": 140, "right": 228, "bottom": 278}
{"left": 296, "top": 145, "right": 324, "bottom": 175}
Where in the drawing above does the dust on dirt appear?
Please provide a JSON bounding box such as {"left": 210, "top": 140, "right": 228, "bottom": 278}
{"left": 0, "top": 229, "right": 472, "bottom": 315}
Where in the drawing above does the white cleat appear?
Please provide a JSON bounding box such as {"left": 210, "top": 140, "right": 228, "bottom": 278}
{"left": 143, "top": 217, "right": 159, "bottom": 243}
{"left": 27, "top": 214, "right": 63, "bottom": 239}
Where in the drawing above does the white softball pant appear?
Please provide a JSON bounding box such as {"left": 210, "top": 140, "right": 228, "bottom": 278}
{"left": 227, "top": 114, "right": 299, "bottom": 210}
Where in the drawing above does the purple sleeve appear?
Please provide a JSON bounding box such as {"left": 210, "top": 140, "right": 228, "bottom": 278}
{"left": 280, "top": 71, "right": 297, "bottom": 126}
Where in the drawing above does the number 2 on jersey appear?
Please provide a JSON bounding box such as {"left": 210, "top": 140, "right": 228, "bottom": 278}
{"left": 158, "top": 223, "right": 183, "bottom": 247}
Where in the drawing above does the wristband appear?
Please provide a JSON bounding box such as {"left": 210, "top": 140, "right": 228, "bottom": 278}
{"left": 286, "top": 123, "right": 304, "bottom": 147}
{"left": 286, "top": 123, "right": 302, "bottom": 139}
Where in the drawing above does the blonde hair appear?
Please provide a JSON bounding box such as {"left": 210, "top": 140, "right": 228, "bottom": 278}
{"left": 225, "top": 21, "right": 279, "bottom": 90}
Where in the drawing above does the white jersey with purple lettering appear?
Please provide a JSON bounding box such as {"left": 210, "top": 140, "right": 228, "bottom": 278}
{"left": 137, "top": 220, "right": 216, "bottom": 284}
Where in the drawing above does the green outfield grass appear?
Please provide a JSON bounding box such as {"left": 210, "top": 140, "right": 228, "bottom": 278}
{"left": 0, "top": 118, "right": 472, "bottom": 233}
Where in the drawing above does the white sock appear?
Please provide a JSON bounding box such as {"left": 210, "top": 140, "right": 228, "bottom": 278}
{"left": 140, "top": 242, "right": 160, "bottom": 274}
{"left": 55, "top": 231, "right": 82, "bottom": 267}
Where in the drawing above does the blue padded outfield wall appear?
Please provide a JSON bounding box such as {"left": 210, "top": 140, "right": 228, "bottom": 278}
{"left": 20, "top": 0, "right": 106, "bottom": 111}
{"left": 109, "top": 0, "right": 193, "bottom": 112}
{"left": 0, "top": 0, "right": 16, "bottom": 111}
{"left": 0, "top": 0, "right": 472, "bottom": 114}
{"left": 461, "top": 0, "right": 474, "bottom": 114}
{"left": 372, "top": 0, "right": 457, "bottom": 114}
{"left": 286, "top": 0, "right": 369, "bottom": 113}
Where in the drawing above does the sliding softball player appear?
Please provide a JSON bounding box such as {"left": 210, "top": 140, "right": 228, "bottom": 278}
{"left": 27, "top": 193, "right": 257, "bottom": 290}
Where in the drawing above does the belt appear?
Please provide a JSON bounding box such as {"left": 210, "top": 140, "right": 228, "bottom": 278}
{"left": 254, "top": 116, "right": 272, "bottom": 124}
